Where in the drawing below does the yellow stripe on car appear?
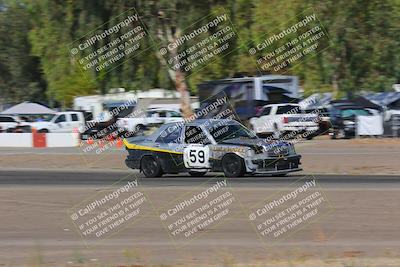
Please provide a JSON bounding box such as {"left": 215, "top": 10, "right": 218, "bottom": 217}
{"left": 123, "top": 139, "right": 183, "bottom": 155}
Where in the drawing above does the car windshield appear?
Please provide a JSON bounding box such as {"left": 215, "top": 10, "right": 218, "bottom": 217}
{"left": 341, "top": 109, "right": 370, "bottom": 117}
{"left": 209, "top": 123, "right": 257, "bottom": 143}
{"left": 276, "top": 105, "right": 302, "bottom": 114}
{"left": 42, "top": 114, "right": 55, "bottom": 121}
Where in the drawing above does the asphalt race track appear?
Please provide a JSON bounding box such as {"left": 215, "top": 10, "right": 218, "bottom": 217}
{"left": 0, "top": 169, "right": 399, "bottom": 186}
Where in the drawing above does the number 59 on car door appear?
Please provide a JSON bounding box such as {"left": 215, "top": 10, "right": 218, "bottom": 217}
{"left": 183, "top": 145, "right": 210, "bottom": 168}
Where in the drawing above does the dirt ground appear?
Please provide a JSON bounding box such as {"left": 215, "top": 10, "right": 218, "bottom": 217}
{"left": 1, "top": 185, "right": 400, "bottom": 266}
{"left": 0, "top": 137, "right": 399, "bottom": 175}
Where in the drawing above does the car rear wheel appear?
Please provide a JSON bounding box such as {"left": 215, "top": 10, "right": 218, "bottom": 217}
{"left": 222, "top": 154, "right": 245, "bottom": 177}
{"left": 141, "top": 156, "right": 163, "bottom": 178}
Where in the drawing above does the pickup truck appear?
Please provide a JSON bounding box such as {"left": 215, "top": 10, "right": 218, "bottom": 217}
{"left": 28, "top": 111, "right": 85, "bottom": 133}
{"left": 249, "top": 104, "right": 319, "bottom": 139}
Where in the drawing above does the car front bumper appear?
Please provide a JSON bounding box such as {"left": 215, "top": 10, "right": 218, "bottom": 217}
{"left": 246, "top": 155, "right": 302, "bottom": 174}
{"left": 282, "top": 126, "right": 319, "bottom": 132}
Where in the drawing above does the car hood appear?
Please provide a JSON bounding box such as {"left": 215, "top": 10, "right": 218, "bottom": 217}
{"left": 220, "top": 138, "right": 290, "bottom": 154}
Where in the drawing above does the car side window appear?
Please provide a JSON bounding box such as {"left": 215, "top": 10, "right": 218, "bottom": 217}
{"left": 158, "top": 111, "right": 166, "bottom": 118}
{"left": 0, "top": 116, "right": 15, "bottom": 122}
{"left": 185, "top": 126, "right": 210, "bottom": 144}
{"left": 276, "top": 105, "right": 300, "bottom": 114}
{"left": 169, "top": 111, "right": 181, "bottom": 117}
{"left": 55, "top": 115, "right": 66, "bottom": 123}
{"left": 71, "top": 114, "right": 79, "bottom": 121}
{"left": 261, "top": 107, "right": 271, "bottom": 116}
{"left": 156, "top": 125, "right": 182, "bottom": 143}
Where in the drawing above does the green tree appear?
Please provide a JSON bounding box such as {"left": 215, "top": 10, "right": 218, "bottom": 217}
{"left": 0, "top": 0, "right": 45, "bottom": 103}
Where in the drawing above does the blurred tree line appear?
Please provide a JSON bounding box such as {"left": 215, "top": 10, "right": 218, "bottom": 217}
{"left": 0, "top": 0, "right": 399, "bottom": 107}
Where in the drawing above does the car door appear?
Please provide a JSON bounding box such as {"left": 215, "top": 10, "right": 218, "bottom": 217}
{"left": 147, "top": 111, "right": 164, "bottom": 125}
{"left": 183, "top": 125, "right": 211, "bottom": 169}
{"left": 69, "top": 113, "right": 83, "bottom": 132}
{"left": 53, "top": 114, "right": 70, "bottom": 132}
{"left": 157, "top": 111, "right": 167, "bottom": 124}
{"left": 154, "top": 124, "right": 185, "bottom": 170}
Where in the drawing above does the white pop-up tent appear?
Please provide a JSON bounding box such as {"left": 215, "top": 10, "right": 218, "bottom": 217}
{"left": 1, "top": 102, "right": 55, "bottom": 115}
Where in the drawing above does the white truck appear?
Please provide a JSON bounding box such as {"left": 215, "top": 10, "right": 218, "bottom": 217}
{"left": 249, "top": 103, "right": 319, "bottom": 138}
{"left": 28, "top": 111, "right": 85, "bottom": 133}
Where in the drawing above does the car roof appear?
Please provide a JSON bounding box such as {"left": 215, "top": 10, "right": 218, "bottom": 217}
{"left": 0, "top": 115, "right": 19, "bottom": 119}
{"left": 147, "top": 108, "right": 180, "bottom": 112}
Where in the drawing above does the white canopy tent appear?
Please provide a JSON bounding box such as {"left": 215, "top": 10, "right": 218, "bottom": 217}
{"left": 0, "top": 102, "right": 55, "bottom": 115}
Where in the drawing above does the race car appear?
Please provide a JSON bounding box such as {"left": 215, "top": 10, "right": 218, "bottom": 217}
{"left": 123, "top": 119, "right": 302, "bottom": 177}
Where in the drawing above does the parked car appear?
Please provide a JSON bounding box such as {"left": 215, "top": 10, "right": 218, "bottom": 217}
{"left": 28, "top": 111, "right": 85, "bottom": 133}
{"left": 146, "top": 108, "right": 184, "bottom": 125}
{"left": 116, "top": 117, "right": 149, "bottom": 137}
{"left": 0, "top": 115, "right": 31, "bottom": 133}
{"left": 329, "top": 104, "right": 372, "bottom": 139}
{"left": 123, "top": 119, "right": 302, "bottom": 177}
{"left": 0, "top": 115, "right": 21, "bottom": 132}
{"left": 249, "top": 104, "right": 319, "bottom": 139}
{"left": 117, "top": 108, "right": 183, "bottom": 134}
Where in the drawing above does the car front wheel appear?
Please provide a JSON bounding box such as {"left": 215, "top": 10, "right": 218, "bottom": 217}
{"left": 141, "top": 156, "right": 163, "bottom": 178}
{"left": 222, "top": 154, "right": 245, "bottom": 177}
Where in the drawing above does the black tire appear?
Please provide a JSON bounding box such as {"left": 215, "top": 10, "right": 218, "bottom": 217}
{"left": 222, "top": 154, "right": 246, "bottom": 177}
{"left": 305, "top": 132, "right": 315, "bottom": 140}
{"left": 189, "top": 171, "right": 207, "bottom": 177}
{"left": 141, "top": 156, "right": 163, "bottom": 178}
{"left": 38, "top": 129, "right": 49, "bottom": 133}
